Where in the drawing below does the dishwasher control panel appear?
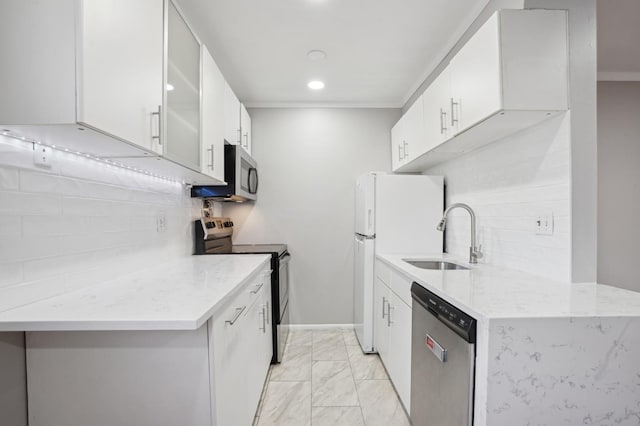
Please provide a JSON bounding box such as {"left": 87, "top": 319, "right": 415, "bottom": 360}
{"left": 411, "top": 282, "right": 477, "bottom": 343}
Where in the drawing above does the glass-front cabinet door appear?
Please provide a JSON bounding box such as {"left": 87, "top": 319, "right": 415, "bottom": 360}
{"left": 165, "top": 1, "right": 200, "bottom": 171}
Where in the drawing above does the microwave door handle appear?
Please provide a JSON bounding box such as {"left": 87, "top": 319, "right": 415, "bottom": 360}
{"left": 248, "top": 167, "right": 258, "bottom": 194}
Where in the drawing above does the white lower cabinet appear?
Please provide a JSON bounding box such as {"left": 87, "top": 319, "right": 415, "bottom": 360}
{"left": 374, "top": 261, "right": 413, "bottom": 412}
{"left": 211, "top": 267, "right": 272, "bottom": 426}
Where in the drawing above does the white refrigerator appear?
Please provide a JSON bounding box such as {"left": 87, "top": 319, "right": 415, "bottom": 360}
{"left": 354, "top": 172, "right": 443, "bottom": 353}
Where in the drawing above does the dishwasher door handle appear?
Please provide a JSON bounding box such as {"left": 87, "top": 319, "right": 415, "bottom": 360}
{"left": 426, "top": 334, "right": 447, "bottom": 363}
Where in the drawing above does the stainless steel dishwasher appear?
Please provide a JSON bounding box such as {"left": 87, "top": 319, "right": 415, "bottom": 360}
{"left": 410, "top": 282, "right": 477, "bottom": 426}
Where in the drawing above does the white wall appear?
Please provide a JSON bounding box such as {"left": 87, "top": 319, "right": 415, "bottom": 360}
{"left": 598, "top": 82, "right": 640, "bottom": 292}
{"left": 0, "top": 135, "right": 200, "bottom": 312}
{"left": 223, "top": 108, "right": 400, "bottom": 324}
{"left": 427, "top": 114, "right": 572, "bottom": 281}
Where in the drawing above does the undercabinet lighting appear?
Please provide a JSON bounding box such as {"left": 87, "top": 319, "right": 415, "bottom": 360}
{"left": 0, "top": 130, "right": 181, "bottom": 185}
{"left": 166, "top": 83, "right": 175, "bottom": 91}
{"left": 307, "top": 80, "right": 325, "bottom": 90}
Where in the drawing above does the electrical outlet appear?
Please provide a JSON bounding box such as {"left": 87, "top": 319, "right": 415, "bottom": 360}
{"left": 535, "top": 212, "right": 554, "bottom": 236}
{"left": 33, "top": 145, "right": 52, "bottom": 168}
{"left": 156, "top": 212, "right": 167, "bottom": 233}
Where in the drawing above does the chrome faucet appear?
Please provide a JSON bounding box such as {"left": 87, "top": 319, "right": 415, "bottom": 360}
{"left": 436, "top": 203, "right": 483, "bottom": 264}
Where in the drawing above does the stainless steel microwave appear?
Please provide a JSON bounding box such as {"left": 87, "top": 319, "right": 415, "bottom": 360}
{"left": 191, "top": 145, "right": 258, "bottom": 201}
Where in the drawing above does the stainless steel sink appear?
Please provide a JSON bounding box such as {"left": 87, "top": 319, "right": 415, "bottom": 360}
{"left": 403, "top": 260, "right": 470, "bottom": 270}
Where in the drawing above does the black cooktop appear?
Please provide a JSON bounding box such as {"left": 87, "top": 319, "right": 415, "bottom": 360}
{"left": 231, "top": 244, "right": 288, "bottom": 257}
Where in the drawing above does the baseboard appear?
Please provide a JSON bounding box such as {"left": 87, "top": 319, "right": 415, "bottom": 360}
{"left": 288, "top": 324, "right": 355, "bottom": 331}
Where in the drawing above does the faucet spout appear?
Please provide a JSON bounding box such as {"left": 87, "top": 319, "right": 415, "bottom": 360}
{"left": 437, "top": 203, "right": 483, "bottom": 264}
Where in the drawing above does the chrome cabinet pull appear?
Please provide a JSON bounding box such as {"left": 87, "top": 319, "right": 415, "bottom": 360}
{"left": 259, "top": 306, "right": 266, "bottom": 332}
{"left": 251, "top": 282, "right": 264, "bottom": 294}
{"left": 387, "top": 304, "right": 394, "bottom": 327}
{"left": 450, "top": 98, "right": 459, "bottom": 127}
{"left": 151, "top": 105, "right": 162, "bottom": 145}
{"left": 403, "top": 141, "right": 409, "bottom": 159}
{"left": 207, "top": 145, "right": 214, "bottom": 170}
{"left": 382, "top": 297, "right": 388, "bottom": 318}
{"left": 439, "top": 109, "right": 447, "bottom": 135}
{"left": 243, "top": 133, "right": 249, "bottom": 149}
{"left": 397, "top": 145, "right": 403, "bottom": 161}
{"left": 226, "top": 305, "right": 246, "bottom": 325}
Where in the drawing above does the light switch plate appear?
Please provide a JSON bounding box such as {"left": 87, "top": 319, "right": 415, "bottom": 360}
{"left": 535, "top": 212, "right": 554, "bottom": 236}
{"left": 33, "top": 145, "right": 52, "bottom": 168}
{"left": 156, "top": 211, "right": 167, "bottom": 233}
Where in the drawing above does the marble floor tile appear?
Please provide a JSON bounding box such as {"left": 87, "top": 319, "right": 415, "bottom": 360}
{"left": 356, "top": 380, "right": 410, "bottom": 426}
{"left": 311, "top": 360, "right": 359, "bottom": 407}
{"left": 313, "top": 339, "right": 348, "bottom": 361}
{"left": 270, "top": 344, "right": 312, "bottom": 381}
{"left": 287, "top": 329, "right": 313, "bottom": 346}
{"left": 311, "top": 406, "right": 365, "bottom": 426}
{"left": 258, "top": 381, "right": 311, "bottom": 426}
{"left": 342, "top": 329, "right": 360, "bottom": 346}
{"left": 346, "top": 345, "right": 389, "bottom": 380}
{"left": 312, "top": 330, "right": 344, "bottom": 346}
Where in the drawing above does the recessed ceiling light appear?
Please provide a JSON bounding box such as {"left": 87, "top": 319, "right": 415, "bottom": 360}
{"left": 166, "top": 83, "right": 175, "bottom": 91}
{"left": 307, "top": 50, "right": 327, "bottom": 61}
{"left": 308, "top": 80, "right": 325, "bottom": 90}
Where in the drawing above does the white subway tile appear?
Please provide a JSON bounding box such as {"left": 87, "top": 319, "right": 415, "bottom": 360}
{"left": 0, "top": 215, "right": 21, "bottom": 237}
{"left": 0, "top": 262, "right": 23, "bottom": 287}
{"left": 0, "top": 168, "right": 19, "bottom": 190}
{"left": 0, "top": 191, "right": 62, "bottom": 215}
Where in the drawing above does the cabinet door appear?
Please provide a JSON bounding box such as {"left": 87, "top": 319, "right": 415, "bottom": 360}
{"left": 240, "top": 104, "right": 252, "bottom": 155}
{"left": 390, "top": 118, "right": 405, "bottom": 171}
{"left": 201, "top": 45, "right": 225, "bottom": 181}
{"left": 450, "top": 12, "right": 502, "bottom": 135}
{"left": 165, "top": 1, "right": 201, "bottom": 171}
{"left": 224, "top": 81, "right": 241, "bottom": 145}
{"left": 77, "top": 0, "right": 163, "bottom": 153}
{"left": 388, "top": 293, "right": 412, "bottom": 411}
{"left": 374, "top": 278, "right": 390, "bottom": 364}
{"left": 423, "top": 67, "right": 452, "bottom": 151}
{"left": 402, "top": 95, "right": 426, "bottom": 162}
{"left": 211, "top": 294, "right": 250, "bottom": 426}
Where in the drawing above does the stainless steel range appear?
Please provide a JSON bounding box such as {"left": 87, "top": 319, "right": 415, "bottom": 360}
{"left": 194, "top": 215, "right": 290, "bottom": 364}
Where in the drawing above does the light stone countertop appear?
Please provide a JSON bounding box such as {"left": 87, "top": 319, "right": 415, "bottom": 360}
{"left": 377, "top": 252, "right": 640, "bottom": 320}
{"left": 0, "top": 254, "right": 270, "bottom": 331}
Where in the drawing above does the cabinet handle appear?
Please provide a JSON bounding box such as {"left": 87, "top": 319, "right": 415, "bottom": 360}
{"left": 403, "top": 141, "right": 409, "bottom": 159}
{"left": 251, "top": 282, "right": 264, "bottom": 294}
{"left": 450, "top": 98, "right": 459, "bottom": 127}
{"left": 439, "top": 109, "right": 448, "bottom": 135}
{"left": 382, "top": 297, "right": 388, "bottom": 318}
{"left": 207, "top": 145, "right": 214, "bottom": 170}
{"left": 387, "top": 304, "right": 394, "bottom": 327}
{"left": 243, "top": 133, "right": 249, "bottom": 149}
{"left": 151, "top": 105, "right": 162, "bottom": 145}
{"left": 225, "top": 305, "right": 246, "bottom": 325}
{"left": 259, "top": 307, "right": 266, "bottom": 332}
{"left": 397, "top": 145, "right": 403, "bottom": 161}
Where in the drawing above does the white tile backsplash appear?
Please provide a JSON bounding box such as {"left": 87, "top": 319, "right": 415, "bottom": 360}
{"left": 426, "top": 113, "right": 571, "bottom": 282}
{"left": 0, "top": 135, "right": 200, "bottom": 310}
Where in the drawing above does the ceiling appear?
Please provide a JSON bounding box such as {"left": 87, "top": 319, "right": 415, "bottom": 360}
{"left": 176, "top": 0, "right": 489, "bottom": 107}
{"left": 598, "top": 0, "right": 640, "bottom": 74}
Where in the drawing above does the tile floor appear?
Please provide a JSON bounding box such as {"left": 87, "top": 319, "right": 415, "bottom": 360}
{"left": 254, "top": 328, "right": 410, "bottom": 426}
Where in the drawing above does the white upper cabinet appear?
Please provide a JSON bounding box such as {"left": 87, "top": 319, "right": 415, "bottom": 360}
{"left": 224, "top": 80, "right": 241, "bottom": 145}
{"left": 240, "top": 104, "right": 252, "bottom": 155}
{"left": 391, "top": 95, "right": 424, "bottom": 169}
{"left": 0, "top": 0, "right": 163, "bottom": 157}
{"left": 449, "top": 12, "right": 502, "bottom": 135}
{"left": 165, "top": 1, "right": 201, "bottom": 172}
{"left": 393, "top": 9, "right": 568, "bottom": 173}
{"left": 422, "top": 67, "right": 453, "bottom": 151}
{"left": 201, "top": 45, "right": 225, "bottom": 182}
{"left": 77, "top": 0, "right": 164, "bottom": 154}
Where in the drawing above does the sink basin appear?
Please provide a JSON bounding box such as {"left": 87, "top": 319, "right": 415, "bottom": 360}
{"left": 403, "top": 260, "right": 470, "bottom": 270}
